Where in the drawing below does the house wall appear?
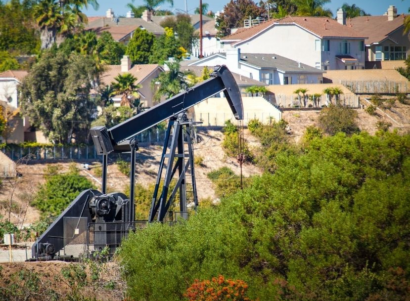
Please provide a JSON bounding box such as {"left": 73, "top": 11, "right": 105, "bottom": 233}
{"left": 234, "top": 25, "right": 365, "bottom": 70}
{"left": 193, "top": 96, "right": 282, "bottom": 126}
{"left": 277, "top": 73, "right": 323, "bottom": 85}
{"left": 366, "top": 29, "right": 410, "bottom": 61}
{"left": 0, "top": 79, "right": 19, "bottom": 108}
{"left": 0, "top": 151, "right": 16, "bottom": 178}
{"left": 1, "top": 116, "right": 24, "bottom": 144}
{"left": 192, "top": 36, "right": 222, "bottom": 57}
{"left": 139, "top": 68, "right": 163, "bottom": 108}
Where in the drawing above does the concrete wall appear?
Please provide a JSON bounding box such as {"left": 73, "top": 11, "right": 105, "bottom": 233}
{"left": 192, "top": 36, "right": 222, "bottom": 58}
{"left": 235, "top": 25, "right": 365, "bottom": 70}
{"left": 192, "top": 96, "right": 282, "bottom": 126}
{"left": 0, "top": 151, "right": 16, "bottom": 178}
{"left": 0, "top": 79, "right": 19, "bottom": 109}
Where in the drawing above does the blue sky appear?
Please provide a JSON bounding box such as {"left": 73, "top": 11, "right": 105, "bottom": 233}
{"left": 84, "top": 0, "right": 410, "bottom": 17}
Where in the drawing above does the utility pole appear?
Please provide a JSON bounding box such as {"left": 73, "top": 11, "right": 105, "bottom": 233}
{"left": 199, "top": 0, "right": 203, "bottom": 58}
{"left": 185, "top": 0, "right": 188, "bottom": 13}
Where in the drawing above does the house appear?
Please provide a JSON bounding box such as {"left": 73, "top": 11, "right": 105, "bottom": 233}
{"left": 100, "top": 55, "right": 163, "bottom": 108}
{"left": 188, "top": 48, "right": 324, "bottom": 85}
{"left": 191, "top": 19, "right": 223, "bottom": 58}
{"left": 86, "top": 9, "right": 165, "bottom": 44}
{"left": 221, "top": 14, "right": 367, "bottom": 70}
{"left": 349, "top": 5, "right": 409, "bottom": 66}
{"left": 0, "top": 70, "right": 27, "bottom": 109}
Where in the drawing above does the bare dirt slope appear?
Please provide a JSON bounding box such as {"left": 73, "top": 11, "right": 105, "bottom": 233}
{"left": 0, "top": 130, "right": 261, "bottom": 226}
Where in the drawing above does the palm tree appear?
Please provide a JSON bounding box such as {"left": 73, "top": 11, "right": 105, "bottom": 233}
{"left": 294, "top": 88, "right": 308, "bottom": 107}
{"left": 151, "top": 61, "right": 191, "bottom": 102}
{"left": 34, "top": 0, "right": 64, "bottom": 49}
{"left": 293, "top": 0, "right": 332, "bottom": 17}
{"left": 127, "top": 0, "right": 174, "bottom": 16}
{"left": 195, "top": 3, "right": 209, "bottom": 15}
{"left": 341, "top": 3, "right": 368, "bottom": 18}
{"left": 273, "top": 5, "right": 288, "bottom": 18}
{"left": 111, "top": 73, "right": 141, "bottom": 108}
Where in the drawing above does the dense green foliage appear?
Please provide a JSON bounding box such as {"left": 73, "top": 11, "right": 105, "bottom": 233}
{"left": 318, "top": 104, "right": 359, "bottom": 136}
{"left": 126, "top": 28, "right": 156, "bottom": 64}
{"left": 33, "top": 165, "right": 94, "bottom": 216}
{"left": 0, "top": 0, "right": 40, "bottom": 54}
{"left": 120, "top": 130, "right": 410, "bottom": 300}
{"left": 149, "top": 28, "right": 183, "bottom": 64}
{"left": 19, "top": 50, "right": 102, "bottom": 143}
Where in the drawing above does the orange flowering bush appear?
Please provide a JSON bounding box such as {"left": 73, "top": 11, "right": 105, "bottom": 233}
{"left": 185, "top": 275, "right": 252, "bottom": 301}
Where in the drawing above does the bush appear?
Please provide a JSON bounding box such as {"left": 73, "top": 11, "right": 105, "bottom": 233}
{"left": 194, "top": 155, "right": 204, "bottom": 166}
{"left": 376, "top": 121, "right": 392, "bottom": 132}
{"left": 222, "top": 132, "right": 253, "bottom": 161}
{"left": 185, "top": 276, "right": 252, "bottom": 301}
{"left": 396, "top": 93, "right": 407, "bottom": 104}
{"left": 207, "top": 167, "right": 235, "bottom": 181}
{"left": 33, "top": 172, "right": 94, "bottom": 216}
{"left": 247, "top": 119, "right": 262, "bottom": 134}
{"left": 318, "top": 104, "right": 359, "bottom": 135}
{"left": 370, "top": 94, "right": 383, "bottom": 106}
{"left": 117, "top": 157, "right": 130, "bottom": 176}
{"left": 223, "top": 120, "right": 237, "bottom": 135}
{"left": 93, "top": 166, "right": 103, "bottom": 177}
{"left": 365, "top": 105, "right": 377, "bottom": 115}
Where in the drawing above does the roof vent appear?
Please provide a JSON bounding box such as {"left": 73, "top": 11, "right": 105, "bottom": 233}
{"left": 272, "top": 56, "right": 276, "bottom": 59}
{"left": 304, "top": 18, "right": 307, "bottom": 21}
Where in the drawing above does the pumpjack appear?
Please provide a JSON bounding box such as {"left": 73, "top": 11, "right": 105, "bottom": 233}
{"left": 31, "top": 65, "right": 243, "bottom": 260}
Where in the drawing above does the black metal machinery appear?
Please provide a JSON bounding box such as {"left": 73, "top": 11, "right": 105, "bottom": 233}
{"left": 31, "top": 65, "right": 243, "bottom": 260}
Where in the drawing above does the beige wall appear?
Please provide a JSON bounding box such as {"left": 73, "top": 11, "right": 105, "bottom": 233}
{"left": 140, "top": 68, "right": 163, "bottom": 108}
{"left": 1, "top": 116, "right": 24, "bottom": 144}
{"left": 0, "top": 151, "right": 16, "bottom": 178}
{"left": 192, "top": 97, "right": 282, "bottom": 126}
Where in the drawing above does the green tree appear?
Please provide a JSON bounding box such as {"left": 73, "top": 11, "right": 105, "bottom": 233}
{"left": 0, "top": 0, "right": 40, "bottom": 54}
{"left": 33, "top": 0, "right": 64, "bottom": 49}
{"left": 293, "top": 0, "right": 332, "bottom": 17}
{"left": 0, "top": 105, "right": 6, "bottom": 136}
{"left": 341, "top": 3, "right": 369, "bottom": 18}
{"left": 194, "top": 2, "right": 209, "bottom": 15}
{"left": 33, "top": 166, "right": 94, "bottom": 216}
{"left": 151, "top": 61, "right": 190, "bottom": 102}
{"left": 216, "top": 0, "right": 266, "bottom": 37}
{"left": 19, "top": 51, "right": 102, "bottom": 143}
{"left": 175, "top": 14, "right": 195, "bottom": 52}
{"left": 0, "top": 51, "right": 20, "bottom": 72}
{"left": 95, "top": 32, "right": 126, "bottom": 65}
{"left": 293, "top": 88, "right": 308, "bottom": 107}
{"left": 126, "top": 28, "right": 156, "bottom": 64}
{"left": 149, "top": 27, "right": 183, "bottom": 64}
{"left": 127, "top": 0, "right": 174, "bottom": 16}
{"left": 318, "top": 104, "right": 359, "bottom": 135}
{"left": 111, "top": 73, "right": 141, "bottom": 108}
{"left": 120, "top": 131, "right": 410, "bottom": 301}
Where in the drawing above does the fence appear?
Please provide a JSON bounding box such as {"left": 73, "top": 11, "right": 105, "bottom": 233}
{"left": 270, "top": 93, "right": 360, "bottom": 109}
{"left": 340, "top": 80, "right": 409, "bottom": 94}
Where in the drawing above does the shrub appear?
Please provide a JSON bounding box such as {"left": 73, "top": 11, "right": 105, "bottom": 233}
{"left": 318, "top": 104, "right": 359, "bottom": 135}
{"left": 117, "top": 157, "right": 130, "bottom": 176}
{"left": 222, "top": 132, "right": 253, "bottom": 161}
{"left": 223, "top": 120, "right": 237, "bottom": 135}
{"left": 93, "top": 166, "right": 103, "bottom": 177}
{"left": 370, "top": 94, "right": 383, "bottom": 106}
{"left": 396, "top": 93, "right": 407, "bottom": 104}
{"left": 365, "top": 105, "right": 377, "bottom": 115}
{"left": 207, "top": 167, "right": 235, "bottom": 181}
{"left": 33, "top": 173, "right": 94, "bottom": 216}
{"left": 376, "top": 121, "right": 392, "bottom": 132}
{"left": 185, "top": 276, "right": 252, "bottom": 301}
{"left": 247, "top": 119, "right": 262, "bottom": 134}
{"left": 194, "top": 155, "right": 204, "bottom": 166}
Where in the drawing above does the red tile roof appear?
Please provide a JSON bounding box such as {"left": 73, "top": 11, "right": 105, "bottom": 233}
{"left": 222, "top": 16, "right": 366, "bottom": 45}
{"left": 349, "top": 14, "right": 407, "bottom": 45}
{"left": 101, "top": 64, "right": 161, "bottom": 87}
{"left": 87, "top": 25, "right": 138, "bottom": 41}
{"left": 0, "top": 70, "right": 28, "bottom": 81}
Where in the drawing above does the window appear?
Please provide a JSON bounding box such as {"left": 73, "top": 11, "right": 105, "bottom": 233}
{"left": 284, "top": 76, "right": 292, "bottom": 85}
{"left": 339, "top": 40, "right": 350, "bottom": 54}
{"left": 261, "top": 72, "right": 272, "bottom": 84}
{"left": 249, "top": 73, "right": 253, "bottom": 79}
{"left": 359, "top": 41, "right": 365, "bottom": 51}
{"left": 375, "top": 46, "right": 383, "bottom": 61}
{"left": 322, "top": 40, "right": 330, "bottom": 51}
{"left": 298, "top": 75, "right": 307, "bottom": 84}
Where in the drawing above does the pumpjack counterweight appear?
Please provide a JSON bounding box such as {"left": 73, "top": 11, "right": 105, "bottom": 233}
{"left": 31, "top": 65, "right": 243, "bottom": 260}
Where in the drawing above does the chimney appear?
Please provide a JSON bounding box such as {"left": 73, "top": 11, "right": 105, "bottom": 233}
{"left": 142, "top": 10, "right": 152, "bottom": 22}
{"left": 226, "top": 48, "right": 241, "bottom": 70}
{"left": 106, "top": 8, "right": 114, "bottom": 19}
{"left": 337, "top": 8, "right": 346, "bottom": 25}
{"left": 388, "top": 5, "right": 397, "bottom": 21}
{"left": 126, "top": 11, "right": 135, "bottom": 18}
{"left": 121, "top": 55, "right": 132, "bottom": 72}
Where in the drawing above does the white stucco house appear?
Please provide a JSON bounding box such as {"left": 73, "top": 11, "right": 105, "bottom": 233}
{"left": 191, "top": 19, "right": 223, "bottom": 58}
{"left": 220, "top": 13, "right": 367, "bottom": 71}
{"left": 188, "top": 48, "right": 324, "bottom": 85}
{"left": 0, "top": 70, "right": 27, "bottom": 109}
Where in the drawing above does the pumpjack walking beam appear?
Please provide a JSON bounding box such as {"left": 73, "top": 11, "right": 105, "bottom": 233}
{"left": 91, "top": 65, "right": 243, "bottom": 222}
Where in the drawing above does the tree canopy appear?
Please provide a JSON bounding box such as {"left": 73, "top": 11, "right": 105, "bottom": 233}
{"left": 126, "top": 28, "right": 156, "bottom": 64}
{"left": 120, "top": 130, "right": 410, "bottom": 300}
{"left": 19, "top": 51, "right": 102, "bottom": 143}
{"left": 216, "top": 0, "right": 266, "bottom": 37}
